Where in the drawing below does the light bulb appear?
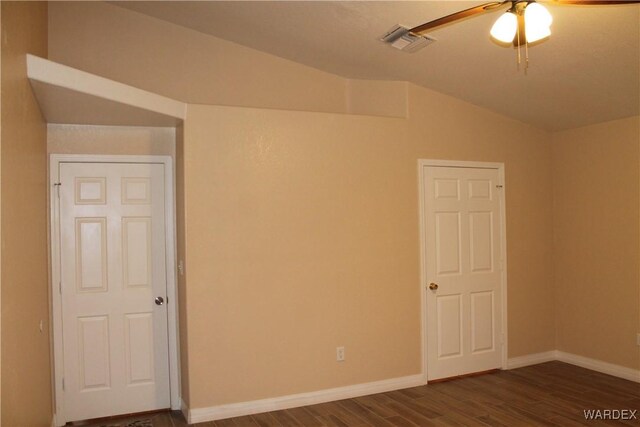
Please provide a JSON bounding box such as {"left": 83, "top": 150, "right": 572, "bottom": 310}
{"left": 490, "top": 12, "right": 518, "bottom": 44}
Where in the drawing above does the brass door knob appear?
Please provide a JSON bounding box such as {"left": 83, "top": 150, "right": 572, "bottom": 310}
{"left": 429, "top": 283, "right": 439, "bottom": 290}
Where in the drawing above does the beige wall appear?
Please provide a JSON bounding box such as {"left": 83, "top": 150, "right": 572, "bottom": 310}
{"left": 48, "top": 1, "right": 348, "bottom": 114}
{"left": 47, "top": 124, "right": 175, "bottom": 157}
{"left": 552, "top": 116, "right": 640, "bottom": 370}
{"left": 1, "top": 2, "right": 52, "bottom": 426}
{"left": 182, "top": 97, "right": 553, "bottom": 409}
{"left": 346, "top": 80, "right": 408, "bottom": 118}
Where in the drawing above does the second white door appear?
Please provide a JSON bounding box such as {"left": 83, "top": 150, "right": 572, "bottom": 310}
{"left": 58, "top": 162, "right": 170, "bottom": 421}
{"left": 423, "top": 165, "right": 504, "bottom": 381}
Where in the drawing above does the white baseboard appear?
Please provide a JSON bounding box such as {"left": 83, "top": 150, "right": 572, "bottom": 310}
{"left": 181, "top": 398, "right": 189, "bottom": 421}
{"left": 187, "top": 374, "right": 424, "bottom": 423}
{"left": 508, "top": 350, "right": 640, "bottom": 383}
{"left": 556, "top": 351, "right": 640, "bottom": 383}
{"left": 507, "top": 351, "right": 557, "bottom": 369}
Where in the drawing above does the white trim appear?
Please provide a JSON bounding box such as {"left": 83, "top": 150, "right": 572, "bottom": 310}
{"left": 181, "top": 398, "right": 190, "bottom": 421}
{"left": 187, "top": 374, "right": 424, "bottom": 424}
{"left": 507, "top": 351, "right": 558, "bottom": 369}
{"left": 27, "top": 55, "right": 186, "bottom": 121}
{"left": 507, "top": 350, "right": 640, "bottom": 383}
{"left": 556, "top": 351, "right": 640, "bottom": 383}
{"left": 49, "top": 154, "right": 181, "bottom": 425}
{"left": 417, "top": 159, "right": 508, "bottom": 382}
{"left": 418, "top": 159, "right": 504, "bottom": 170}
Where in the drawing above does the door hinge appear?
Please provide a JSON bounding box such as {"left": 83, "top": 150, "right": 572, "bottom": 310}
{"left": 62, "top": 377, "right": 65, "bottom": 391}
{"left": 59, "top": 281, "right": 62, "bottom": 294}
{"left": 54, "top": 182, "right": 62, "bottom": 198}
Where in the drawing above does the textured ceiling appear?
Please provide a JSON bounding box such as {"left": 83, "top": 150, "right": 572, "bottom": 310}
{"left": 116, "top": 1, "right": 640, "bottom": 131}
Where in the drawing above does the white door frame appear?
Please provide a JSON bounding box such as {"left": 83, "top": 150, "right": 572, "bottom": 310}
{"left": 49, "top": 154, "right": 181, "bottom": 425}
{"left": 418, "top": 159, "right": 508, "bottom": 383}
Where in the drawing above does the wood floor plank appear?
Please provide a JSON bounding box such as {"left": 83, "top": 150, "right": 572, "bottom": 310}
{"left": 476, "top": 411, "right": 531, "bottom": 427}
{"left": 77, "top": 362, "right": 640, "bottom": 427}
{"left": 251, "top": 412, "right": 282, "bottom": 427}
{"left": 286, "top": 406, "right": 325, "bottom": 427}
{"left": 354, "top": 395, "right": 398, "bottom": 418}
{"left": 386, "top": 390, "right": 442, "bottom": 419}
{"left": 228, "top": 416, "right": 261, "bottom": 427}
{"left": 385, "top": 415, "right": 417, "bottom": 427}
{"left": 384, "top": 401, "right": 439, "bottom": 426}
{"left": 270, "top": 410, "right": 303, "bottom": 426}
{"left": 304, "top": 403, "right": 354, "bottom": 427}
{"left": 338, "top": 399, "right": 396, "bottom": 427}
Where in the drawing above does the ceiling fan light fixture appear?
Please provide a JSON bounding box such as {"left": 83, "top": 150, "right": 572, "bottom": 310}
{"left": 490, "top": 11, "right": 518, "bottom": 43}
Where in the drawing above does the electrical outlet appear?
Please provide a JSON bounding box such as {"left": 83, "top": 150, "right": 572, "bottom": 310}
{"left": 336, "top": 346, "right": 345, "bottom": 362}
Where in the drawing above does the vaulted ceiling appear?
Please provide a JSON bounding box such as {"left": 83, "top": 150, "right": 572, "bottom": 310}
{"left": 116, "top": 1, "right": 640, "bottom": 131}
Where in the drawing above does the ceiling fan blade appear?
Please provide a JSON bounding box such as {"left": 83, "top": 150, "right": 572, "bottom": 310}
{"left": 544, "top": 0, "right": 640, "bottom": 4}
{"left": 409, "top": 1, "right": 509, "bottom": 35}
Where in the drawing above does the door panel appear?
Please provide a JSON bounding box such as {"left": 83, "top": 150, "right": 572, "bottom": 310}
{"left": 470, "top": 291, "right": 495, "bottom": 353}
{"left": 424, "top": 165, "right": 504, "bottom": 381}
{"left": 124, "top": 312, "right": 155, "bottom": 384}
{"left": 437, "top": 294, "right": 463, "bottom": 358}
{"left": 435, "top": 212, "right": 462, "bottom": 275}
{"left": 59, "top": 162, "right": 170, "bottom": 421}
{"left": 75, "top": 218, "right": 108, "bottom": 291}
{"left": 469, "top": 211, "right": 493, "bottom": 273}
{"left": 77, "top": 315, "right": 111, "bottom": 390}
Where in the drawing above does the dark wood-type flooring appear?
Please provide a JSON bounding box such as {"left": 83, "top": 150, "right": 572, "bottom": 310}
{"left": 80, "top": 361, "right": 640, "bottom": 427}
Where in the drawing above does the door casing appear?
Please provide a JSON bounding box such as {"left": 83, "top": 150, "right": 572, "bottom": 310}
{"left": 417, "top": 159, "right": 508, "bottom": 383}
{"left": 49, "top": 154, "right": 180, "bottom": 425}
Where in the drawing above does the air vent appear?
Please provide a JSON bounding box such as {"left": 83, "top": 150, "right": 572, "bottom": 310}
{"left": 380, "top": 25, "right": 436, "bottom": 53}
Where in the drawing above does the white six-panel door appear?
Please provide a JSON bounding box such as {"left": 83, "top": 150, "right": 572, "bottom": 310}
{"left": 59, "top": 162, "right": 170, "bottom": 421}
{"left": 423, "top": 165, "right": 504, "bottom": 381}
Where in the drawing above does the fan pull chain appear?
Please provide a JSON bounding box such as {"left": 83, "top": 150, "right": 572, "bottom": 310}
{"left": 525, "top": 40, "right": 530, "bottom": 74}
{"left": 516, "top": 21, "right": 521, "bottom": 70}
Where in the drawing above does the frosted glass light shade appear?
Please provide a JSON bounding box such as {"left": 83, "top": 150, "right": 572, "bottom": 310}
{"left": 490, "top": 12, "right": 518, "bottom": 43}
{"left": 525, "top": 2, "right": 552, "bottom": 43}
{"left": 525, "top": 3, "right": 553, "bottom": 28}
{"left": 525, "top": 22, "right": 551, "bottom": 43}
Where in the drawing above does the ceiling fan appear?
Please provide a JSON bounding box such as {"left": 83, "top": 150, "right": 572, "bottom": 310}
{"left": 383, "top": 0, "right": 638, "bottom": 52}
